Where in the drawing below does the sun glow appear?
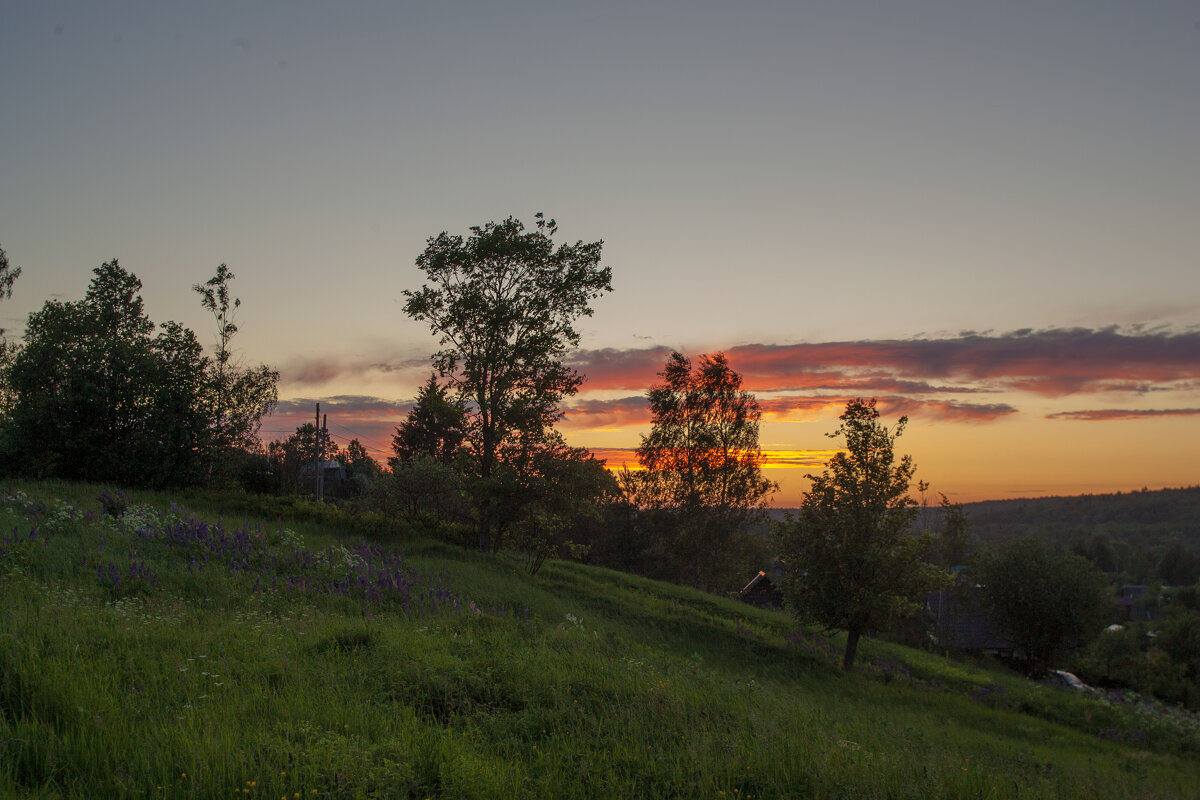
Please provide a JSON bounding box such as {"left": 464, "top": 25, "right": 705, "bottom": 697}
{"left": 590, "top": 448, "right": 841, "bottom": 472}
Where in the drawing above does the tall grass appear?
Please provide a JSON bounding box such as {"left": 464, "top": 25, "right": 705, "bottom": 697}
{"left": 2, "top": 480, "right": 1198, "bottom": 799}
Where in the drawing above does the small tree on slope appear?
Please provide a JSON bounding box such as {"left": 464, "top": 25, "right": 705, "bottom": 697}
{"left": 777, "top": 399, "right": 951, "bottom": 670}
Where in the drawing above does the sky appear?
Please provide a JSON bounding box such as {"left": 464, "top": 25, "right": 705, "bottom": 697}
{"left": 2, "top": 1, "right": 1199, "bottom": 505}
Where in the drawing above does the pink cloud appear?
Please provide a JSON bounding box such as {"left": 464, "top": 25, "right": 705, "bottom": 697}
{"left": 568, "top": 328, "right": 1200, "bottom": 398}
{"left": 263, "top": 396, "right": 412, "bottom": 461}
{"left": 560, "top": 396, "right": 650, "bottom": 429}
{"left": 1046, "top": 408, "right": 1200, "bottom": 421}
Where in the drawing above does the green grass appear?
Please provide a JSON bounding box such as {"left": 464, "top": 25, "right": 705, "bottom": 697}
{"left": 2, "top": 480, "right": 1198, "bottom": 799}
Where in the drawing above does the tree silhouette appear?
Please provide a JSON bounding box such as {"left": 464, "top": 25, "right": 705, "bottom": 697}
{"left": 403, "top": 214, "right": 611, "bottom": 550}
{"left": 778, "top": 399, "right": 949, "bottom": 670}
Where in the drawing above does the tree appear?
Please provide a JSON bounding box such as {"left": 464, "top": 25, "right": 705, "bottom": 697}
{"left": 192, "top": 264, "right": 279, "bottom": 480}
{"left": 0, "top": 244, "right": 19, "bottom": 302}
{"left": 267, "top": 423, "right": 338, "bottom": 494}
{"left": 777, "top": 399, "right": 950, "bottom": 670}
{"left": 0, "top": 244, "right": 21, "bottom": 418}
{"left": 5, "top": 260, "right": 208, "bottom": 486}
{"left": 975, "top": 537, "right": 1111, "bottom": 674}
{"left": 403, "top": 213, "right": 612, "bottom": 551}
{"left": 338, "top": 438, "right": 383, "bottom": 496}
{"left": 492, "top": 440, "right": 618, "bottom": 575}
{"left": 389, "top": 374, "right": 466, "bottom": 468}
{"left": 632, "top": 351, "right": 775, "bottom": 512}
{"left": 933, "top": 494, "right": 972, "bottom": 570}
{"left": 623, "top": 350, "right": 776, "bottom": 590}
{"left": 1158, "top": 538, "right": 1200, "bottom": 587}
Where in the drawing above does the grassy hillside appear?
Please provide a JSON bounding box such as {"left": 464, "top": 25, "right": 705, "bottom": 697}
{"left": 3, "top": 481, "right": 1199, "bottom": 799}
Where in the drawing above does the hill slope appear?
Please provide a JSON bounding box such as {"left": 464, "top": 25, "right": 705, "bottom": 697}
{"left": 2, "top": 481, "right": 1199, "bottom": 799}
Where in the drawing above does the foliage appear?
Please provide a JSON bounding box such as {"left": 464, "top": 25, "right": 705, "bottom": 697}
{"left": 375, "top": 455, "right": 474, "bottom": 540}
{"left": 337, "top": 438, "right": 383, "bottom": 495}
{"left": 403, "top": 214, "right": 611, "bottom": 550}
{"left": 0, "top": 245, "right": 23, "bottom": 425}
{"left": 937, "top": 486, "right": 1200, "bottom": 585}
{"left": 2, "top": 480, "right": 1200, "bottom": 799}
{"left": 0, "top": 242, "right": 19, "bottom": 302}
{"left": 192, "top": 264, "right": 279, "bottom": 481}
{"left": 933, "top": 494, "right": 972, "bottom": 569}
{"left": 1158, "top": 538, "right": 1200, "bottom": 587}
{"left": 975, "top": 537, "right": 1112, "bottom": 674}
{"left": 629, "top": 350, "right": 775, "bottom": 513}
{"left": 267, "top": 423, "right": 339, "bottom": 495}
{"left": 3, "top": 261, "right": 210, "bottom": 486}
{"left": 501, "top": 444, "right": 618, "bottom": 575}
{"left": 389, "top": 374, "right": 466, "bottom": 468}
{"left": 619, "top": 350, "right": 776, "bottom": 591}
{"left": 777, "top": 399, "right": 951, "bottom": 670}
{"left": 1076, "top": 608, "right": 1200, "bottom": 710}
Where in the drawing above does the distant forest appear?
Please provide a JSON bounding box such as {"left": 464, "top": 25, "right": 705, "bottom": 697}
{"left": 934, "top": 486, "right": 1200, "bottom": 546}
{"left": 775, "top": 486, "right": 1200, "bottom": 586}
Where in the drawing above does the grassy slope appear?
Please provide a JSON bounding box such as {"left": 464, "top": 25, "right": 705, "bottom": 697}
{"left": 2, "top": 481, "right": 1198, "bottom": 800}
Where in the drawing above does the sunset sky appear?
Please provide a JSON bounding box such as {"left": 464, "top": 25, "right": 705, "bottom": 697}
{"left": 3, "top": 2, "right": 1198, "bottom": 505}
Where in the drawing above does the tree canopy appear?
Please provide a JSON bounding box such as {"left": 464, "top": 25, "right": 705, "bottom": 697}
{"left": 192, "top": 264, "right": 279, "bottom": 479}
{"left": 631, "top": 350, "right": 775, "bottom": 513}
{"left": 2, "top": 260, "right": 277, "bottom": 489}
{"left": 618, "top": 351, "right": 776, "bottom": 591}
{"left": 5, "top": 261, "right": 209, "bottom": 486}
{"left": 0, "top": 244, "right": 20, "bottom": 303}
{"left": 403, "top": 214, "right": 612, "bottom": 550}
{"left": 0, "top": 243, "right": 21, "bottom": 417}
{"left": 777, "top": 399, "right": 950, "bottom": 670}
{"left": 389, "top": 375, "right": 466, "bottom": 468}
{"left": 975, "top": 537, "right": 1111, "bottom": 674}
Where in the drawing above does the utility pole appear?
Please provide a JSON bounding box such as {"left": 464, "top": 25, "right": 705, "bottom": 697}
{"left": 314, "top": 403, "right": 321, "bottom": 501}
{"left": 318, "top": 412, "right": 328, "bottom": 502}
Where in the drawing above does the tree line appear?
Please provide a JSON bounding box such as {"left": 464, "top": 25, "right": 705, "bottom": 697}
{"left": 0, "top": 227, "right": 1174, "bottom": 680}
{"left": 0, "top": 248, "right": 277, "bottom": 488}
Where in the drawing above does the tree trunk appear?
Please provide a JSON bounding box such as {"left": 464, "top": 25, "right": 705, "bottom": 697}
{"left": 843, "top": 628, "right": 861, "bottom": 671}
{"left": 478, "top": 517, "right": 491, "bottom": 552}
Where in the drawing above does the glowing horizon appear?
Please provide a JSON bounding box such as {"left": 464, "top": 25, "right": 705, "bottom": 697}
{"left": 5, "top": 4, "right": 1197, "bottom": 506}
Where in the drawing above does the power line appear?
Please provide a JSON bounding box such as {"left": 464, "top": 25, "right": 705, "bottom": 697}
{"left": 329, "top": 420, "right": 395, "bottom": 442}
{"left": 326, "top": 430, "right": 391, "bottom": 456}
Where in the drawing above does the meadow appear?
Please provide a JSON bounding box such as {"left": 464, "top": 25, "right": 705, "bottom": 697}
{"left": 2, "top": 481, "right": 1198, "bottom": 799}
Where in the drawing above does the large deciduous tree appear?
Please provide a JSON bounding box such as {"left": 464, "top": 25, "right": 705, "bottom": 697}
{"left": 632, "top": 351, "right": 774, "bottom": 512}
{"left": 975, "top": 537, "right": 1110, "bottom": 674}
{"left": 777, "top": 399, "right": 950, "bottom": 670}
{"left": 5, "top": 260, "right": 209, "bottom": 486}
{"left": 403, "top": 214, "right": 612, "bottom": 551}
{"left": 623, "top": 350, "right": 776, "bottom": 590}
